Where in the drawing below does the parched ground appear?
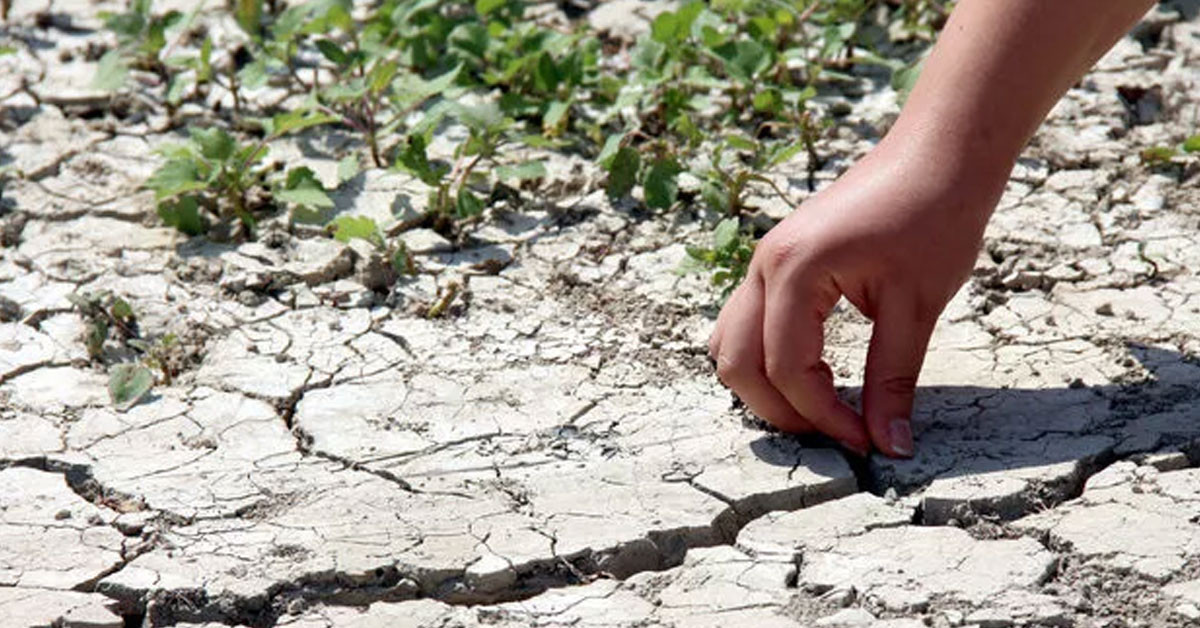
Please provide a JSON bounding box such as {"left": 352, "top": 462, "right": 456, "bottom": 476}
{"left": 2, "top": 1, "right": 1200, "bottom": 627}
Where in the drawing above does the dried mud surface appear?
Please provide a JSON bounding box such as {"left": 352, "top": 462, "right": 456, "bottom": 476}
{"left": 2, "top": 1, "right": 1200, "bottom": 627}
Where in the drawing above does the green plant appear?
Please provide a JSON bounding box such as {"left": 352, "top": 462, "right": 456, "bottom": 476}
{"left": 104, "top": 0, "right": 950, "bottom": 300}
{"left": 394, "top": 101, "right": 546, "bottom": 236}
{"left": 329, "top": 215, "right": 417, "bottom": 277}
{"left": 146, "top": 110, "right": 335, "bottom": 237}
{"left": 425, "top": 280, "right": 462, "bottom": 318}
{"left": 1141, "top": 134, "right": 1200, "bottom": 166}
{"left": 128, "top": 333, "right": 188, "bottom": 385}
{"left": 67, "top": 291, "right": 156, "bottom": 410}
{"left": 107, "top": 363, "right": 155, "bottom": 411}
{"left": 68, "top": 291, "right": 138, "bottom": 359}
{"left": 700, "top": 134, "right": 804, "bottom": 216}
{"left": 93, "top": 0, "right": 191, "bottom": 91}
{"left": 679, "top": 217, "right": 756, "bottom": 299}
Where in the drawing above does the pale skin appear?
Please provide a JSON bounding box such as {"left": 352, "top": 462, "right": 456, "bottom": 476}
{"left": 709, "top": 0, "right": 1157, "bottom": 458}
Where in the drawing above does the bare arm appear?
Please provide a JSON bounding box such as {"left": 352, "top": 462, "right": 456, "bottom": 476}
{"left": 709, "top": 0, "right": 1155, "bottom": 458}
{"left": 890, "top": 0, "right": 1156, "bottom": 201}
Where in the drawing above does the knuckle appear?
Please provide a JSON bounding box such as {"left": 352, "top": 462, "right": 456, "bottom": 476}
{"left": 714, "top": 352, "right": 748, "bottom": 384}
{"left": 756, "top": 235, "right": 804, "bottom": 276}
{"left": 762, "top": 355, "right": 795, "bottom": 387}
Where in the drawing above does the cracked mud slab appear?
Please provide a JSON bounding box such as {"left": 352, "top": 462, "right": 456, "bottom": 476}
{"left": 2, "top": 1, "right": 1200, "bottom": 627}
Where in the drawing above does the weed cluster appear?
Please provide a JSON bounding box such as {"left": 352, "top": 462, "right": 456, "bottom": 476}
{"left": 68, "top": 292, "right": 188, "bottom": 409}
{"left": 92, "top": 0, "right": 946, "bottom": 295}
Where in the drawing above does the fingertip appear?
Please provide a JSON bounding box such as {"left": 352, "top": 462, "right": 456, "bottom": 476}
{"left": 888, "top": 417, "right": 913, "bottom": 458}
{"left": 866, "top": 401, "right": 918, "bottom": 458}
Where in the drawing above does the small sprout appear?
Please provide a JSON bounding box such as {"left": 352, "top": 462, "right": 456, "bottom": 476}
{"left": 1141, "top": 135, "right": 1200, "bottom": 168}
{"left": 426, "top": 281, "right": 461, "bottom": 319}
{"left": 68, "top": 291, "right": 139, "bottom": 359}
{"left": 69, "top": 292, "right": 167, "bottom": 410}
{"left": 680, "top": 218, "right": 756, "bottom": 300}
{"left": 129, "top": 333, "right": 183, "bottom": 384}
{"left": 1141, "top": 146, "right": 1177, "bottom": 167}
{"left": 391, "top": 241, "right": 417, "bottom": 276}
{"left": 329, "top": 215, "right": 417, "bottom": 283}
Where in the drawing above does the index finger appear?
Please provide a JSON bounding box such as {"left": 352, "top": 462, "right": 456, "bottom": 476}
{"left": 761, "top": 270, "right": 870, "bottom": 453}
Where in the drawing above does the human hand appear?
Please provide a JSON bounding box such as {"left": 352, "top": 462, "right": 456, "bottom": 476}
{"left": 708, "top": 143, "right": 1006, "bottom": 457}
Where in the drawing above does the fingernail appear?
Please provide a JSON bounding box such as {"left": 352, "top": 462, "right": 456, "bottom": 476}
{"left": 889, "top": 418, "right": 913, "bottom": 458}
{"left": 838, "top": 439, "right": 870, "bottom": 457}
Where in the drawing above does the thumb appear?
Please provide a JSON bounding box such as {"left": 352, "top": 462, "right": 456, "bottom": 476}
{"left": 862, "top": 301, "right": 938, "bottom": 458}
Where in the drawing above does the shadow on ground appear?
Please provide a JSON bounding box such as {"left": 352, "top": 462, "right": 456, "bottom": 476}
{"left": 748, "top": 343, "right": 1200, "bottom": 522}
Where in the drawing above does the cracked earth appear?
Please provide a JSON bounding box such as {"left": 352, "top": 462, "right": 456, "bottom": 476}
{"left": 3, "top": 1, "right": 1200, "bottom": 627}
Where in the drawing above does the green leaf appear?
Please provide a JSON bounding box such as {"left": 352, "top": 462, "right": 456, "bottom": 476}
{"left": 650, "top": 1, "right": 703, "bottom": 44}
{"left": 166, "top": 73, "right": 192, "bottom": 105}
{"left": 765, "top": 141, "right": 805, "bottom": 169}
{"left": 337, "top": 155, "right": 361, "bottom": 184}
{"left": 596, "top": 134, "right": 624, "bottom": 169}
{"left": 712, "top": 217, "right": 739, "bottom": 250}
{"left": 110, "top": 297, "right": 134, "bottom": 321}
{"left": 475, "top": 0, "right": 507, "bottom": 16}
{"left": 718, "top": 38, "right": 770, "bottom": 83}
{"left": 268, "top": 109, "right": 339, "bottom": 137}
{"left": 701, "top": 180, "right": 729, "bottom": 214}
{"left": 752, "top": 88, "right": 781, "bottom": 113}
{"left": 455, "top": 188, "right": 485, "bottom": 218}
{"left": 534, "top": 53, "right": 560, "bottom": 93}
{"left": 391, "top": 241, "right": 415, "bottom": 275}
{"left": 277, "top": 167, "right": 333, "bottom": 208}
{"left": 109, "top": 363, "right": 154, "bottom": 411}
{"left": 146, "top": 159, "right": 206, "bottom": 200}
{"left": 724, "top": 135, "right": 758, "bottom": 152}
{"left": 189, "top": 127, "right": 236, "bottom": 161}
{"left": 103, "top": 10, "right": 145, "bottom": 42}
{"left": 275, "top": 185, "right": 333, "bottom": 208}
{"left": 1183, "top": 135, "right": 1200, "bottom": 154}
{"left": 396, "top": 134, "right": 444, "bottom": 185}
{"left": 92, "top": 50, "right": 129, "bottom": 92}
{"left": 329, "top": 215, "right": 384, "bottom": 249}
{"left": 496, "top": 160, "right": 547, "bottom": 182}
{"left": 449, "top": 21, "right": 489, "bottom": 60}
{"left": 368, "top": 60, "right": 399, "bottom": 94}
{"left": 234, "top": 0, "right": 263, "bottom": 38}
{"left": 157, "top": 196, "right": 206, "bottom": 236}
{"left": 606, "top": 146, "right": 639, "bottom": 199}
{"left": 234, "top": 142, "right": 269, "bottom": 167}
{"left": 315, "top": 38, "right": 350, "bottom": 65}
{"left": 454, "top": 101, "right": 508, "bottom": 135}
{"left": 643, "top": 158, "right": 681, "bottom": 210}
{"left": 85, "top": 319, "right": 108, "bottom": 358}
{"left": 542, "top": 99, "right": 570, "bottom": 133}
{"left": 198, "top": 37, "right": 213, "bottom": 81}
{"left": 821, "top": 22, "right": 856, "bottom": 59}
{"left": 238, "top": 58, "right": 268, "bottom": 89}
{"left": 1140, "top": 146, "right": 1177, "bottom": 165}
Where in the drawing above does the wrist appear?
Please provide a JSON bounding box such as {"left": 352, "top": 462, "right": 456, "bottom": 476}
{"left": 868, "top": 117, "right": 1016, "bottom": 215}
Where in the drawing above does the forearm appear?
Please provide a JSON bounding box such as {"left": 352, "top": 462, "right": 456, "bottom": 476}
{"left": 877, "top": 0, "right": 1154, "bottom": 200}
